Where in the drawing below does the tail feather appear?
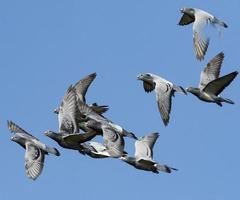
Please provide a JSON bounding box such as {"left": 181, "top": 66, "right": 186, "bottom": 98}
{"left": 214, "top": 18, "right": 228, "bottom": 28}
{"left": 45, "top": 146, "right": 60, "bottom": 156}
{"left": 156, "top": 164, "right": 178, "bottom": 173}
{"left": 222, "top": 98, "right": 234, "bottom": 104}
{"left": 90, "top": 103, "right": 109, "bottom": 114}
{"left": 173, "top": 85, "right": 187, "bottom": 95}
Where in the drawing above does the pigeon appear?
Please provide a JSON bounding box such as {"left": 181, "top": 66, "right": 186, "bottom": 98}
{"left": 186, "top": 52, "right": 238, "bottom": 106}
{"left": 70, "top": 101, "right": 137, "bottom": 158}
{"left": 178, "top": 7, "right": 228, "bottom": 61}
{"left": 137, "top": 73, "right": 187, "bottom": 126}
{"left": 120, "top": 133, "right": 177, "bottom": 173}
{"left": 7, "top": 121, "right": 60, "bottom": 180}
{"left": 77, "top": 100, "right": 137, "bottom": 140}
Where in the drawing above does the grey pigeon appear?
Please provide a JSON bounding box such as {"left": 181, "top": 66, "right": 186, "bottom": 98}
{"left": 186, "top": 52, "right": 238, "bottom": 106}
{"left": 120, "top": 133, "right": 177, "bottom": 173}
{"left": 78, "top": 100, "right": 137, "bottom": 140}
{"left": 72, "top": 101, "right": 138, "bottom": 158}
{"left": 137, "top": 73, "right": 187, "bottom": 126}
{"left": 178, "top": 8, "right": 227, "bottom": 61}
{"left": 7, "top": 121, "right": 60, "bottom": 180}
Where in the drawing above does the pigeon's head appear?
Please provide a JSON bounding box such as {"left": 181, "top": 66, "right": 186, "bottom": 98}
{"left": 44, "top": 130, "right": 56, "bottom": 138}
{"left": 120, "top": 156, "right": 136, "bottom": 165}
{"left": 186, "top": 87, "right": 200, "bottom": 95}
{"left": 137, "top": 73, "right": 154, "bottom": 83}
{"left": 11, "top": 134, "right": 25, "bottom": 146}
{"left": 53, "top": 107, "right": 60, "bottom": 115}
{"left": 11, "top": 134, "right": 19, "bottom": 142}
{"left": 53, "top": 107, "right": 60, "bottom": 114}
{"left": 180, "top": 7, "right": 195, "bottom": 15}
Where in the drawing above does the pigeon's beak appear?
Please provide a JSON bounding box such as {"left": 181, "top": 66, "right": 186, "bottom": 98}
{"left": 137, "top": 74, "right": 142, "bottom": 80}
{"left": 44, "top": 131, "right": 49, "bottom": 136}
{"left": 186, "top": 87, "right": 190, "bottom": 92}
{"left": 180, "top": 8, "right": 184, "bottom": 13}
{"left": 10, "top": 136, "right": 15, "bottom": 141}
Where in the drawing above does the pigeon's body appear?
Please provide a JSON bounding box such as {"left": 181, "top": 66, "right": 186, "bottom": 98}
{"left": 137, "top": 73, "right": 186, "bottom": 126}
{"left": 121, "top": 133, "right": 177, "bottom": 173}
{"left": 8, "top": 121, "right": 60, "bottom": 180}
{"left": 44, "top": 131, "right": 91, "bottom": 151}
{"left": 187, "top": 52, "right": 238, "bottom": 106}
{"left": 78, "top": 101, "right": 137, "bottom": 140}
{"left": 74, "top": 101, "right": 137, "bottom": 158}
{"left": 178, "top": 8, "right": 227, "bottom": 60}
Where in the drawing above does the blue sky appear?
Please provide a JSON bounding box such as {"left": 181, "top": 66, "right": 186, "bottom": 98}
{"left": 0, "top": 0, "right": 239, "bottom": 199}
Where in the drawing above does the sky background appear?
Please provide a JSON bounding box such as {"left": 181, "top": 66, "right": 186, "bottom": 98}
{"left": 0, "top": 0, "right": 239, "bottom": 199}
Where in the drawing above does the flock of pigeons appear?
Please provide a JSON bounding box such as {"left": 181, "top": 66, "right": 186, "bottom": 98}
{"left": 8, "top": 7, "right": 238, "bottom": 180}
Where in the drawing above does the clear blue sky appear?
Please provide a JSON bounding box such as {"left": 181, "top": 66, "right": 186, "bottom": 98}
{"left": 0, "top": 0, "right": 239, "bottom": 199}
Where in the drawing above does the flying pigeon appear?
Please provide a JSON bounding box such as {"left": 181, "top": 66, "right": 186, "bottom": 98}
{"left": 137, "top": 73, "right": 187, "bottom": 126}
{"left": 186, "top": 52, "right": 238, "bottom": 106}
{"left": 120, "top": 133, "right": 177, "bottom": 173}
{"left": 77, "top": 100, "right": 137, "bottom": 140}
{"left": 7, "top": 121, "right": 60, "bottom": 180}
{"left": 178, "top": 7, "right": 228, "bottom": 61}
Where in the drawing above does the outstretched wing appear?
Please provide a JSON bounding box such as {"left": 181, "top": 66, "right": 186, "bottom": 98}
{"left": 199, "top": 52, "right": 224, "bottom": 89}
{"left": 135, "top": 133, "right": 159, "bottom": 160}
{"left": 102, "top": 125, "right": 124, "bottom": 158}
{"left": 193, "top": 11, "right": 211, "bottom": 60}
{"left": 203, "top": 71, "right": 238, "bottom": 95}
{"left": 155, "top": 81, "right": 173, "bottom": 126}
{"left": 7, "top": 121, "right": 35, "bottom": 139}
{"left": 74, "top": 72, "right": 97, "bottom": 102}
{"left": 59, "top": 85, "right": 78, "bottom": 133}
{"left": 25, "top": 142, "right": 45, "bottom": 180}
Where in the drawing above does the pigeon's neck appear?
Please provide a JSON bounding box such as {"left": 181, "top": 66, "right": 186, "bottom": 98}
{"left": 48, "top": 132, "right": 62, "bottom": 142}
{"left": 188, "top": 87, "right": 201, "bottom": 96}
{"left": 123, "top": 156, "right": 136, "bottom": 166}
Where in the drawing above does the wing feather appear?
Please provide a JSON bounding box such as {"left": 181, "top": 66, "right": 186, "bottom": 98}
{"left": 74, "top": 73, "right": 96, "bottom": 102}
{"left": 199, "top": 52, "right": 224, "bottom": 89}
{"left": 203, "top": 71, "right": 238, "bottom": 95}
{"left": 25, "top": 142, "right": 45, "bottom": 180}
